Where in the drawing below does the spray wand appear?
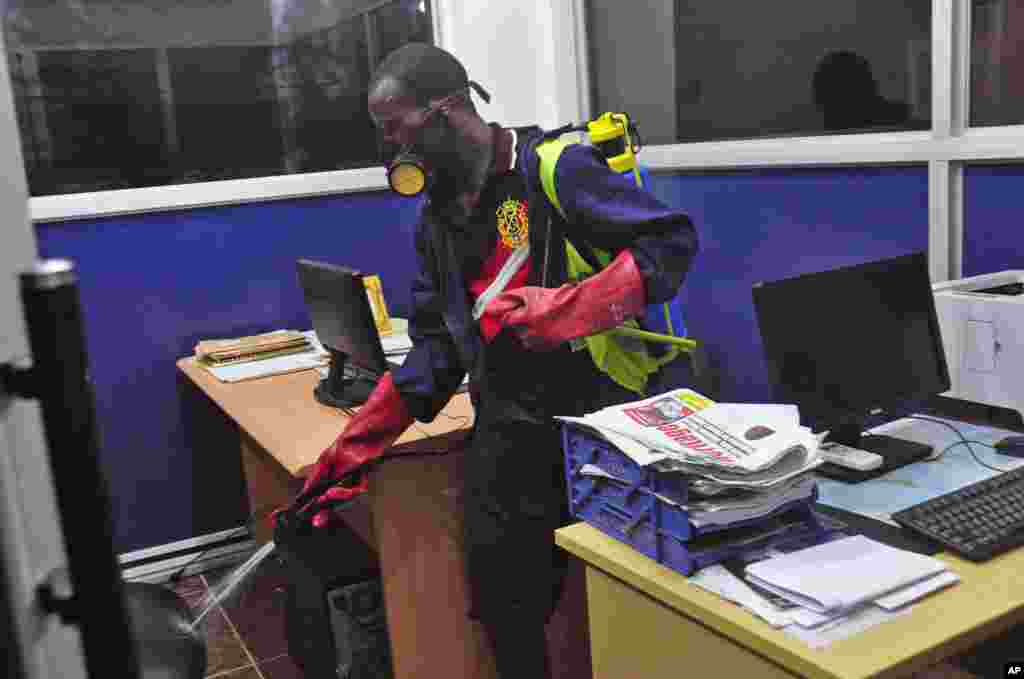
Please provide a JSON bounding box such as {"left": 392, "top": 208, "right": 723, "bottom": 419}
{"left": 188, "top": 476, "right": 360, "bottom": 630}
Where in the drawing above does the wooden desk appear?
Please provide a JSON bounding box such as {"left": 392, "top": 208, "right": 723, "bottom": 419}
{"left": 556, "top": 522, "right": 1024, "bottom": 679}
{"left": 177, "top": 358, "right": 473, "bottom": 541}
{"left": 178, "top": 358, "right": 591, "bottom": 679}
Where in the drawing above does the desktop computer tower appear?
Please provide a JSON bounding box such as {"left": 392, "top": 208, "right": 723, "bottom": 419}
{"left": 275, "top": 513, "right": 392, "bottom": 678}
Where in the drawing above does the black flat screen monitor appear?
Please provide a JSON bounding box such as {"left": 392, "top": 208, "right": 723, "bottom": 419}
{"left": 752, "top": 252, "right": 951, "bottom": 471}
{"left": 296, "top": 259, "right": 391, "bottom": 408}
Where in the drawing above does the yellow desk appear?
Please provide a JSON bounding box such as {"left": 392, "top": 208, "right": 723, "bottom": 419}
{"left": 177, "top": 358, "right": 592, "bottom": 679}
{"left": 555, "top": 522, "right": 1023, "bottom": 679}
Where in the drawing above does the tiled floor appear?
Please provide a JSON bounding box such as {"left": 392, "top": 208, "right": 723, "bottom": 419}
{"left": 167, "top": 552, "right": 986, "bottom": 679}
{"left": 169, "top": 552, "right": 305, "bottom": 679}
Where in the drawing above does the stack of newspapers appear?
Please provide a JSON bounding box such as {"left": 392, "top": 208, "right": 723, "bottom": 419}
{"left": 558, "top": 388, "right": 825, "bottom": 528}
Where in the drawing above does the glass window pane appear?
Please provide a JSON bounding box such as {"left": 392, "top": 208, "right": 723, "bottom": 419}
{"left": 3, "top": 0, "right": 433, "bottom": 196}
{"left": 585, "top": 1, "right": 932, "bottom": 145}
{"left": 970, "top": 0, "right": 1024, "bottom": 127}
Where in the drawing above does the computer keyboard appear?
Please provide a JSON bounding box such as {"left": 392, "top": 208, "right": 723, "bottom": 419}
{"left": 892, "top": 465, "right": 1024, "bottom": 562}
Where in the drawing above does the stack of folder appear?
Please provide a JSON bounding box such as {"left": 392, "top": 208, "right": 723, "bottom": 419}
{"left": 195, "top": 330, "right": 313, "bottom": 368}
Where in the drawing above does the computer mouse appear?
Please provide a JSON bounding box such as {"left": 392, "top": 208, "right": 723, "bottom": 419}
{"left": 993, "top": 436, "right": 1024, "bottom": 457}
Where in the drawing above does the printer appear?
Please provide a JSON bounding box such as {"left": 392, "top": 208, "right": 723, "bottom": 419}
{"left": 932, "top": 270, "right": 1024, "bottom": 419}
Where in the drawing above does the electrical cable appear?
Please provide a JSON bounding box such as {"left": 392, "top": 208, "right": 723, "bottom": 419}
{"left": 903, "top": 414, "right": 1014, "bottom": 473}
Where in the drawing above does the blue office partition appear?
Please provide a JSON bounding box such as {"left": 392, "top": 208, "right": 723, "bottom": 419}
{"left": 36, "top": 191, "right": 423, "bottom": 552}
{"left": 645, "top": 165, "right": 929, "bottom": 403}
{"left": 963, "top": 165, "right": 1024, "bottom": 278}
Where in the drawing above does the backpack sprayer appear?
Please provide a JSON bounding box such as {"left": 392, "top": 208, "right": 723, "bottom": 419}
{"left": 546, "top": 112, "right": 697, "bottom": 355}
{"left": 586, "top": 111, "right": 645, "bottom": 187}
{"left": 546, "top": 111, "right": 645, "bottom": 188}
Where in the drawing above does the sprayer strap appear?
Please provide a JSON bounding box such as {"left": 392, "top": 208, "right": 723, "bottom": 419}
{"left": 471, "top": 244, "right": 531, "bottom": 321}
{"left": 536, "top": 137, "right": 573, "bottom": 220}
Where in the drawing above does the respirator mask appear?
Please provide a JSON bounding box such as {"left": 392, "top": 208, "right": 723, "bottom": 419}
{"left": 381, "top": 102, "right": 452, "bottom": 197}
{"left": 377, "top": 83, "right": 490, "bottom": 197}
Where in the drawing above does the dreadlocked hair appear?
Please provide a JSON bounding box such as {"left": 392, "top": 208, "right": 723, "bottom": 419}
{"left": 371, "top": 42, "right": 489, "bottom": 110}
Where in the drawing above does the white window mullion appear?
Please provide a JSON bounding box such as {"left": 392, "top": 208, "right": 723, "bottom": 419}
{"left": 947, "top": 0, "right": 973, "bottom": 282}
{"left": 933, "top": 0, "right": 959, "bottom": 139}
{"left": 431, "top": 0, "right": 448, "bottom": 52}
{"left": 949, "top": 162, "right": 964, "bottom": 280}
{"left": 928, "top": 0, "right": 970, "bottom": 283}
{"left": 551, "top": 0, "right": 587, "bottom": 127}
{"left": 573, "top": 0, "right": 592, "bottom": 123}
{"left": 928, "top": 0, "right": 954, "bottom": 282}
{"left": 929, "top": 159, "right": 964, "bottom": 282}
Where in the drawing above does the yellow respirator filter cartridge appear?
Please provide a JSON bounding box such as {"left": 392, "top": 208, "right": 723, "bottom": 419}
{"left": 387, "top": 156, "right": 428, "bottom": 196}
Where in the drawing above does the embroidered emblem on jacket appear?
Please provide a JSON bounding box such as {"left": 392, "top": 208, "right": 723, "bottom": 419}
{"left": 496, "top": 197, "right": 529, "bottom": 248}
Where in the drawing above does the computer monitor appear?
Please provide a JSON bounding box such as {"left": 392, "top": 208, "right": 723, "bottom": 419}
{"left": 296, "top": 259, "right": 391, "bottom": 408}
{"left": 752, "top": 252, "right": 951, "bottom": 470}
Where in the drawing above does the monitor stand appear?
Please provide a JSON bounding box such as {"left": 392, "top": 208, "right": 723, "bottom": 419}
{"left": 313, "top": 349, "right": 378, "bottom": 409}
{"left": 818, "top": 422, "right": 934, "bottom": 483}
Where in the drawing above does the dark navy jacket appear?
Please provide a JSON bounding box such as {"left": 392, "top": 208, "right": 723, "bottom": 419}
{"left": 392, "top": 126, "right": 699, "bottom": 423}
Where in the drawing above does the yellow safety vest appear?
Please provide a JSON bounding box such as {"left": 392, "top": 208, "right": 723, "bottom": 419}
{"left": 536, "top": 138, "right": 691, "bottom": 395}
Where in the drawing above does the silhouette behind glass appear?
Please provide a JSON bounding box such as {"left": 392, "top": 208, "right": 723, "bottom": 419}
{"left": 812, "top": 51, "right": 915, "bottom": 132}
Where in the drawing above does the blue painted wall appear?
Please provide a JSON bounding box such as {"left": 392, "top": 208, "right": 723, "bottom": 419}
{"left": 36, "top": 190, "right": 424, "bottom": 553}
{"left": 963, "top": 165, "right": 1024, "bottom": 277}
{"left": 36, "top": 167, "right": 934, "bottom": 553}
{"left": 646, "top": 166, "right": 930, "bottom": 404}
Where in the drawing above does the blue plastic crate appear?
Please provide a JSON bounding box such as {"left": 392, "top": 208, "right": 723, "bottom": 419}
{"left": 562, "top": 424, "right": 830, "bottom": 576}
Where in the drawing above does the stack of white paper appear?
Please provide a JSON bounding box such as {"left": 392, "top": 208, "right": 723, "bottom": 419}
{"left": 744, "top": 535, "right": 951, "bottom": 614}
{"left": 691, "top": 535, "right": 960, "bottom": 648}
{"left": 745, "top": 536, "right": 958, "bottom": 646}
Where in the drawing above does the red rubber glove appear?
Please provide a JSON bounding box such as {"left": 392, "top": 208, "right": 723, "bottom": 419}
{"left": 481, "top": 250, "right": 647, "bottom": 350}
{"left": 299, "top": 373, "right": 413, "bottom": 528}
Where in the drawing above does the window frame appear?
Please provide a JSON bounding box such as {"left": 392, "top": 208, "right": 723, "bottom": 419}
{"left": 562, "top": 0, "right": 1024, "bottom": 283}
{"left": 25, "top": 0, "right": 443, "bottom": 223}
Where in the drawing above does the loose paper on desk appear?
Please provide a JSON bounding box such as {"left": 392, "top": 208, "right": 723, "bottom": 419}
{"left": 782, "top": 604, "right": 911, "bottom": 649}
{"left": 687, "top": 565, "right": 912, "bottom": 643}
{"left": 692, "top": 538, "right": 950, "bottom": 648}
{"left": 689, "top": 564, "right": 795, "bottom": 627}
{"left": 744, "top": 535, "right": 951, "bottom": 614}
{"left": 558, "top": 389, "right": 820, "bottom": 474}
